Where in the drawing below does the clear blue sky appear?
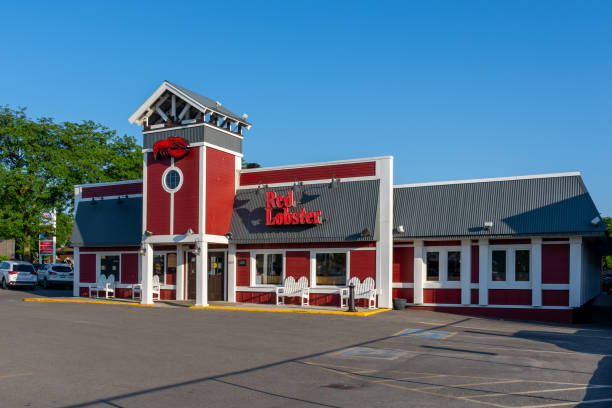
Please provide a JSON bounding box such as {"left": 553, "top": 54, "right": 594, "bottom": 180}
{"left": 2, "top": 1, "right": 611, "bottom": 214}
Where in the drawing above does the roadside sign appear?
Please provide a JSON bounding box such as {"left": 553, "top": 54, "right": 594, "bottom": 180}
{"left": 39, "top": 240, "right": 54, "bottom": 255}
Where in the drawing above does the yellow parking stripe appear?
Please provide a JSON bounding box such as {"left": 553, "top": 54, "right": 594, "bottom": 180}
{"left": 189, "top": 305, "right": 389, "bottom": 317}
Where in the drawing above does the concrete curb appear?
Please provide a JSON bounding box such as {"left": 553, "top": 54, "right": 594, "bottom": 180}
{"left": 188, "top": 305, "right": 390, "bottom": 317}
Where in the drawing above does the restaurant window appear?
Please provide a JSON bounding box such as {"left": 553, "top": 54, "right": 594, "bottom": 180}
{"left": 255, "top": 253, "right": 283, "bottom": 285}
{"left": 447, "top": 251, "right": 461, "bottom": 281}
{"left": 100, "top": 255, "right": 120, "bottom": 282}
{"left": 316, "top": 253, "right": 347, "bottom": 286}
{"left": 492, "top": 250, "right": 506, "bottom": 281}
{"left": 515, "top": 250, "right": 530, "bottom": 281}
{"left": 153, "top": 255, "right": 165, "bottom": 284}
{"left": 166, "top": 253, "right": 177, "bottom": 284}
{"left": 426, "top": 252, "right": 439, "bottom": 281}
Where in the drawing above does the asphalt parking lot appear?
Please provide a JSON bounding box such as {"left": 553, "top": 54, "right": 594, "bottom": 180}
{"left": 2, "top": 288, "right": 612, "bottom": 408}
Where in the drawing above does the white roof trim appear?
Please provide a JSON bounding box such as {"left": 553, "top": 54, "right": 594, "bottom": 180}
{"left": 128, "top": 81, "right": 250, "bottom": 128}
{"left": 75, "top": 179, "right": 143, "bottom": 188}
{"left": 394, "top": 172, "right": 581, "bottom": 189}
{"left": 240, "top": 156, "right": 392, "bottom": 173}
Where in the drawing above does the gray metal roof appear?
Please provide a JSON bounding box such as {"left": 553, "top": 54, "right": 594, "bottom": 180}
{"left": 142, "top": 125, "right": 242, "bottom": 153}
{"left": 393, "top": 174, "right": 606, "bottom": 239}
{"left": 229, "top": 180, "right": 380, "bottom": 244}
{"left": 167, "top": 81, "right": 251, "bottom": 126}
{"left": 71, "top": 197, "right": 142, "bottom": 247}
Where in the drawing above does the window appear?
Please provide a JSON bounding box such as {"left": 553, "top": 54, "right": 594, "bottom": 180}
{"left": 162, "top": 168, "right": 183, "bottom": 193}
{"left": 255, "top": 253, "right": 283, "bottom": 285}
{"left": 515, "top": 250, "right": 530, "bottom": 281}
{"left": 491, "top": 250, "right": 506, "bottom": 281}
{"left": 426, "top": 252, "right": 439, "bottom": 281}
{"left": 51, "top": 265, "right": 72, "bottom": 273}
{"left": 153, "top": 255, "right": 165, "bottom": 284}
{"left": 447, "top": 251, "right": 461, "bottom": 281}
{"left": 14, "top": 264, "right": 35, "bottom": 273}
{"left": 100, "top": 255, "right": 120, "bottom": 282}
{"left": 166, "top": 253, "right": 177, "bottom": 284}
{"left": 316, "top": 253, "right": 347, "bottom": 286}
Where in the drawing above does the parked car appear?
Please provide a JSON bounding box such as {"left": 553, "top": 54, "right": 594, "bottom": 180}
{"left": 0, "top": 260, "right": 37, "bottom": 289}
{"left": 38, "top": 263, "right": 73, "bottom": 288}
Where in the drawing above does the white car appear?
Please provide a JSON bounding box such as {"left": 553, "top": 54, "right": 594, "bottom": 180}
{"left": 0, "top": 261, "right": 37, "bottom": 290}
{"left": 38, "top": 263, "right": 74, "bottom": 288}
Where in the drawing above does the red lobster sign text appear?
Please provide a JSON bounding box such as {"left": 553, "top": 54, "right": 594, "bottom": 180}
{"left": 153, "top": 137, "right": 190, "bottom": 160}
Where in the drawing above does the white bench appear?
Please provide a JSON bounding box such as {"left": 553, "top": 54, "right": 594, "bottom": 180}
{"left": 276, "top": 276, "right": 310, "bottom": 306}
{"left": 89, "top": 275, "right": 115, "bottom": 299}
{"left": 340, "top": 277, "right": 378, "bottom": 309}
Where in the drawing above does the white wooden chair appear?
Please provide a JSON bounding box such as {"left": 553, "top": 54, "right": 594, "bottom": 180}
{"left": 131, "top": 276, "right": 161, "bottom": 301}
{"left": 152, "top": 275, "right": 161, "bottom": 301}
{"left": 340, "top": 277, "right": 378, "bottom": 309}
{"left": 89, "top": 275, "right": 115, "bottom": 299}
{"left": 276, "top": 276, "right": 310, "bottom": 306}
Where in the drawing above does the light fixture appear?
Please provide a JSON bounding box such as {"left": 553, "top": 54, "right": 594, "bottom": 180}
{"left": 117, "top": 196, "right": 123, "bottom": 204}
{"left": 396, "top": 225, "right": 405, "bottom": 233}
{"left": 330, "top": 177, "right": 340, "bottom": 189}
{"left": 143, "top": 230, "right": 153, "bottom": 238}
{"left": 184, "top": 228, "right": 194, "bottom": 236}
{"left": 225, "top": 232, "right": 233, "bottom": 240}
{"left": 194, "top": 241, "right": 201, "bottom": 256}
{"left": 484, "top": 221, "right": 493, "bottom": 230}
{"left": 139, "top": 244, "right": 147, "bottom": 255}
{"left": 361, "top": 227, "right": 372, "bottom": 237}
{"left": 591, "top": 216, "right": 602, "bottom": 226}
{"left": 90, "top": 197, "right": 97, "bottom": 205}
{"left": 256, "top": 183, "right": 268, "bottom": 194}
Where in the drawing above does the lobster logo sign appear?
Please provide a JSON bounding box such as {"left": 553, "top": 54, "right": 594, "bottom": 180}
{"left": 153, "top": 137, "right": 190, "bottom": 160}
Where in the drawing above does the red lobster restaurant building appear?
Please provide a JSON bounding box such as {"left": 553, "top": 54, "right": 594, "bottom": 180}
{"left": 71, "top": 81, "right": 611, "bottom": 323}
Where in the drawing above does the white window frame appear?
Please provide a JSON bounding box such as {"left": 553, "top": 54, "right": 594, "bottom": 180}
{"left": 489, "top": 245, "right": 532, "bottom": 289}
{"left": 97, "top": 253, "right": 121, "bottom": 283}
{"left": 311, "top": 249, "right": 351, "bottom": 288}
{"left": 423, "top": 246, "right": 462, "bottom": 289}
{"left": 153, "top": 251, "right": 178, "bottom": 289}
{"left": 250, "top": 250, "right": 285, "bottom": 287}
{"left": 161, "top": 166, "right": 184, "bottom": 193}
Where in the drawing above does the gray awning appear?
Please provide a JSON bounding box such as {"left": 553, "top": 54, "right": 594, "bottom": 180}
{"left": 229, "top": 180, "right": 380, "bottom": 244}
{"left": 71, "top": 197, "right": 142, "bottom": 247}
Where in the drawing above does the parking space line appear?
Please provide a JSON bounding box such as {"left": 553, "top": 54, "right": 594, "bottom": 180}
{"left": 466, "top": 384, "right": 612, "bottom": 399}
{"left": 414, "top": 379, "right": 524, "bottom": 391}
{"left": 0, "top": 373, "right": 31, "bottom": 380}
{"left": 371, "top": 374, "right": 448, "bottom": 384}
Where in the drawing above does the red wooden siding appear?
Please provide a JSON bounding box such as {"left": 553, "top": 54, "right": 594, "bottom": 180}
{"left": 173, "top": 147, "right": 200, "bottom": 235}
{"left": 392, "top": 288, "right": 414, "bottom": 303}
{"left": 309, "top": 293, "right": 341, "bottom": 306}
{"left": 236, "top": 291, "right": 276, "bottom": 304}
{"left": 79, "top": 287, "right": 90, "bottom": 297}
{"left": 424, "top": 240, "right": 461, "bottom": 247}
{"left": 146, "top": 152, "right": 171, "bottom": 235}
{"left": 160, "top": 289, "right": 176, "bottom": 300}
{"left": 423, "top": 288, "right": 461, "bottom": 304}
{"left": 405, "top": 306, "right": 573, "bottom": 324}
{"left": 393, "top": 247, "right": 414, "bottom": 283}
{"left": 488, "top": 289, "right": 532, "bottom": 305}
{"left": 285, "top": 251, "right": 310, "bottom": 283}
{"left": 206, "top": 147, "right": 236, "bottom": 236}
{"left": 350, "top": 250, "right": 376, "bottom": 281}
{"left": 542, "top": 290, "right": 569, "bottom": 306}
{"left": 471, "top": 245, "right": 479, "bottom": 283}
{"left": 82, "top": 182, "right": 142, "bottom": 198}
{"left": 236, "top": 252, "right": 250, "bottom": 286}
{"left": 471, "top": 289, "right": 479, "bottom": 304}
{"left": 80, "top": 254, "right": 96, "bottom": 283}
{"left": 239, "top": 161, "right": 376, "bottom": 186}
{"left": 489, "top": 239, "right": 531, "bottom": 245}
{"left": 121, "top": 253, "right": 139, "bottom": 284}
{"left": 237, "top": 242, "right": 376, "bottom": 250}
{"left": 542, "top": 244, "right": 570, "bottom": 284}
{"left": 80, "top": 246, "right": 139, "bottom": 252}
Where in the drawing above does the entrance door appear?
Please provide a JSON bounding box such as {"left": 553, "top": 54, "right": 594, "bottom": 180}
{"left": 186, "top": 252, "right": 197, "bottom": 300}
{"left": 208, "top": 252, "right": 225, "bottom": 301}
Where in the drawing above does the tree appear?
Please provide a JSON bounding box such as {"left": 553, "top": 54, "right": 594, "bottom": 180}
{"left": 603, "top": 217, "right": 612, "bottom": 271}
{"left": 0, "top": 106, "right": 142, "bottom": 260}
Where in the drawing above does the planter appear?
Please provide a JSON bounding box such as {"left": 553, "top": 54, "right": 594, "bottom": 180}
{"left": 393, "top": 298, "right": 407, "bottom": 310}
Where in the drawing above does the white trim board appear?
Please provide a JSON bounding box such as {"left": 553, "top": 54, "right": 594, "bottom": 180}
{"left": 75, "top": 179, "right": 143, "bottom": 188}
{"left": 394, "top": 172, "right": 581, "bottom": 189}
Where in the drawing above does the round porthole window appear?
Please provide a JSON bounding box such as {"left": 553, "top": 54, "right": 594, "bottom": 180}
{"left": 162, "top": 168, "right": 183, "bottom": 193}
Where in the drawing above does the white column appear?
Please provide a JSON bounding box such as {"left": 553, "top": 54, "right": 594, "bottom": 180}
{"left": 460, "top": 239, "right": 471, "bottom": 305}
{"left": 377, "top": 156, "right": 394, "bottom": 309}
{"left": 413, "top": 240, "right": 424, "bottom": 304}
{"left": 531, "top": 238, "right": 542, "bottom": 307}
{"left": 569, "top": 236, "right": 582, "bottom": 307}
{"left": 72, "top": 246, "right": 80, "bottom": 297}
{"left": 227, "top": 244, "right": 237, "bottom": 302}
{"left": 176, "top": 245, "right": 185, "bottom": 301}
{"left": 195, "top": 240, "right": 208, "bottom": 307}
{"left": 140, "top": 242, "right": 153, "bottom": 305}
{"left": 478, "top": 239, "right": 489, "bottom": 306}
